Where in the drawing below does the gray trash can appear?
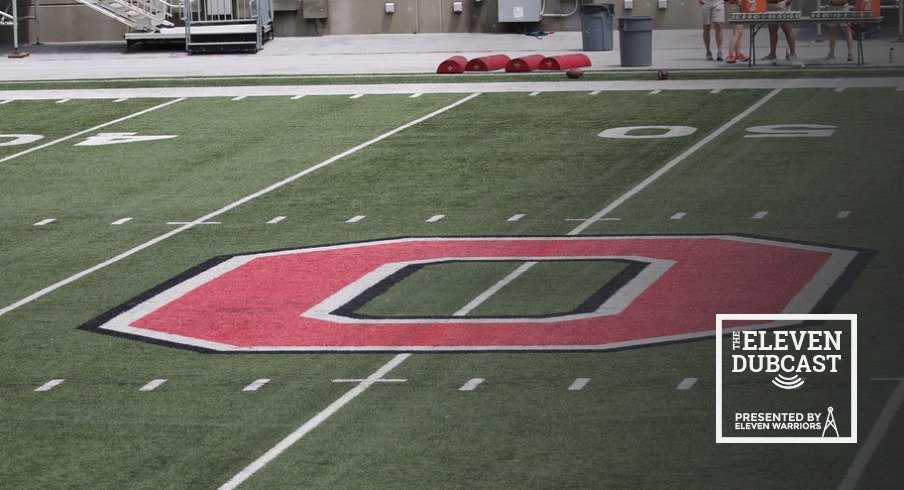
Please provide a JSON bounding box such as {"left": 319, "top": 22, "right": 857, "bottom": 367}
{"left": 579, "top": 4, "right": 615, "bottom": 52}
{"left": 618, "top": 16, "right": 653, "bottom": 67}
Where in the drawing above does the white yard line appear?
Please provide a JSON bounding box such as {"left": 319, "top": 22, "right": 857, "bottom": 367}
{"left": 507, "top": 214, "right": 525, "bottom": 222}
{"left": 568, "top": 378, "right": 590, "bottom": 391}
{"left": 266, "top": 216, "right": 286, "bottom": 224}
{"left": 670, "top": 212, "right": 686, "bottom": 220}
{"left": 752, "top": 211, "right": 768, "bottom": 220}
{"left": 4, "top": 78, "right": 899, "bottom": 102}
{"left": 0, "top": 98, "right": 185, "bottom": 165}
{"left": 139, "top": 379, "right": 167, "bottom": 392}
{"left": 0, "top": 99, "right": 13, "bottom": 105}
{"left": 425, "top": 214, "right": 445, "bottom": 222}
{"left": 242, "top": 379, "right": 271, "bottom": 392}
{"left": 452, "top": 261, "right": 538, "bottom": 317}
{"left": 219, "top": 353, "right": 410, "bottom": 490}
{"left": 459, "top": 378, "right": 484, "bottom": 391}
{"left": 345, "top": 215, "right": 366, "bottom": 223}
{"left": 111, "top": 217, "right": 133, "bottom": 225}
{"left": 34, "top": 218, "right": 56, "bottom": 226}
{"left": 0, "top": 93, "right": 480, "bottom": 319}
{"left": 837, "top": 211, "right": 851, "bottom": 219}
{"left": 332, "top": 378, "right": 406, "bottom": 383}
{"left": 34, "top": 379, "right": 64, "bottom": 392}
{"left": 567, "top": 89, "right": 781, "bottom": 236}
{"left": 676, "top": 377, "right": 698, "bottom": 390}
{"left": 838, "top": 376, "right": 904, "bottom": 489}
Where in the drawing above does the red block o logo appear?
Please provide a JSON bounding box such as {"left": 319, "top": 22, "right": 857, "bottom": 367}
{"left": 81, "top": 236, "right": 865, "bottom": 352}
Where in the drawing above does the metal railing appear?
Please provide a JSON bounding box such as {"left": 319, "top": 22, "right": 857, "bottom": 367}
{"left": 183, "top": 0, "right": 272, "bottom": 51}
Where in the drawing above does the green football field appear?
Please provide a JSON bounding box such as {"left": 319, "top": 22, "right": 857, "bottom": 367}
{"left": 0, "top": 79, "right": 902, "bottom": 488}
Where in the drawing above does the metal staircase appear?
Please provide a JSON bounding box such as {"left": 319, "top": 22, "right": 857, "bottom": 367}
{"left": 75, "top": 0, "right": 180, "bottom": 31}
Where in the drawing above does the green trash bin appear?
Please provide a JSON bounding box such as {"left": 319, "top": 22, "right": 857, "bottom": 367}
{"left": 580, "top": 4, "right": 615, "bottom": 52}
{"left": 618, "top": 16, "right": 653, "bottom": 67}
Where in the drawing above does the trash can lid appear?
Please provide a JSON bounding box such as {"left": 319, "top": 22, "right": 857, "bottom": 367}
{"left": 579, "top": 4, "right": 614, "bottom": 14}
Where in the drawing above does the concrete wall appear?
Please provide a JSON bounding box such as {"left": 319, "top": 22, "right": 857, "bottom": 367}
{"left": 274, "top": 0, "right": 708, "bottom": 36}
{"left": 11, "top": 0, "right": 851, "bottom": 43}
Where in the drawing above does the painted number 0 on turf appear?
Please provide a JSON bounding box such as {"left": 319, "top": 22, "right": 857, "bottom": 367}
{"left": 598, "top": 125, "right": 837, "bottom": 139}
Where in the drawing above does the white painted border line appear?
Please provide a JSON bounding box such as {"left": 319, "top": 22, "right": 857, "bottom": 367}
{"left": 459, "top": 378, "right": 484, "bottom": 391}
{"left": 670, "top": 212, "right": 686, "bottom": 220}
{"left": 568, "top": 378, "right": 590, "bottom": 391}
{"left": 752, "top": 211, "right": 768, "bottom": 220}
{"left": 568, "top": 89, "right": 781, "bottom": 235}
{"left": 220, "top": 354, "right": 410, "bottom": 490}
{"left": 0, "top": 98, "right": 185, "bottom": 165}
{"left": 677, "top": 377, "right": 698, "bottom": 390}
{"left": 345, "top": 215, "right": 366, "bottom": 223}
{"left": 140, "top": 379, "right": 167, "bottom": 391}
{"left": 34, "top": 218, "right": 56, "bottom": 226}
{"left": 243, "top": 379, "right": 271, "bottom": 392}
{"left": 266, "top": 216, "right": 286, "bottom": 224}
{"left": 111, "top": 217, "right": 132, "bottom": 225}
{"left": 839, "top": 376, "right": 904, "bottom": 489}
{"left": 425, "top": 214, "right": 445, "bottom": 222}
{"left": 507, "top": 214, "right": 525, "bottom": 222}
{"left": 35, "top": 379, "right": 64, "bottom": 392}
{"left": 0, "top": 93, "right": 480, "bottom": 319}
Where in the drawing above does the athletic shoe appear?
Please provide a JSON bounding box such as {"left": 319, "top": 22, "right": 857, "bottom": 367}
{"left": 787, "top": 53, "right": 797, "bottom": 61}
{"left": 847, "top": 54, "right": 854, "bottom": 61}
{"left": 716, "top": 52, "right": 724, "bottom": 61}
{"left": 762, "top": 53, "right": 777, "bottom": 60}
{"left": 736, "top": 53, "right": 749, "bottom": 62}
{"left": 706, "top": 52, "right": 713, "bottom": 61}
{"left": 824, "top": 54, "right": 836, "bottom": 61}
{"left": 725, "top": 54, "right": 736, "bottom": 63}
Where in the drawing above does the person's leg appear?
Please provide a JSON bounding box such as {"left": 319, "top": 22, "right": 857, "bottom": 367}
{"left": 843, "top": 24, "right": 853, "bottom": 60}
{"left": 827, "top": 25, "right": 837, "bottom": 59}
{"left": 733, "top": 25, "right": 747, "bottom": 58}
{"left": 715, "top": 23, "right": 724, "bottom": 59}
{"left": 703, "top": 23, "right": 712, "bottom": 58}
{"left": 782, "top": 23, "right": 796, "bottom": 57}
{"left": 766, "top": 25, "right": 779, "bottom": 58}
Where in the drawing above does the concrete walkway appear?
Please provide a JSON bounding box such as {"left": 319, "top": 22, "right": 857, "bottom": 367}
{"left": 0, "top": 28, "right": 904, "bottom": 81}
{"left": 1, "top": 29, "right": 903, "bottom": 81}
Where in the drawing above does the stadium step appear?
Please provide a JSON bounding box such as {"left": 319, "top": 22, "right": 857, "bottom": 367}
{"left": 73, "top": 0, "right": 177, "bottom": 31}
